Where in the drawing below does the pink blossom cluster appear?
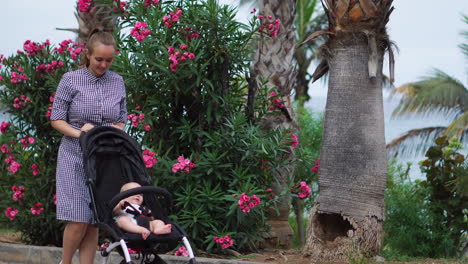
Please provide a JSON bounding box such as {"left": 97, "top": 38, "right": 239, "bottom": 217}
{"left": 10, "top": 71, "right": 29, "bottom": 84}
{"left": 290, "top": 133, "right": 298, "bottom": 149}
{"left": 55, "top": 40, "right": 84, "bottom": 60}
{"left": 46, "top": 93, "right": 55, "bottom": 119}
{"left": 36, "top": 60, "right": 64, "bottom": 74}
{"left": 179, "top": 27, "right": 199, "bottom": 42}
{"left": 310, "top": 158, "right": 320, "bottom": 173}
{"left": 23, "top": 40, "right": 49, "bottom": 56}
{"left": 258, "top": 15, "right": 281, "bottom": 38}
{"left": 174, "top": 246, "right": 189, "bottom": 257}
{"left": 19, "top": 136, "right": 35, "bottom": 149}
{"left": 78, "top": 0, "right": 93, "bottom": 13}
{"left": 130, "top": 22, "right": 151, "bottom": 42}
{"left": 144, "top": 0, "right": 159, "bottom": 8}
{"left": 142, "top": 149, "right": 157, "bottom": 168}
{"left": 172, "top": 156, "right": 196, "bottom": 173}
{"left": 1, "top": 144, "right": 10, "bottom": 154}
{"left": 162, "top": 8, "right": 183, "bottom": 28}
{"left": 238, "top": 193, "right": 260, "bottom": 213}
{"left": 293, "top": 181, "right": 311, "bottom": 199}
{"left": 0, "top": 121, "right": 10, "bottom": 134}
{"left": 127, "top": 112, "right": 151, "bottom": 131}
{"left": 5, "top": 155, "right": 21, "bottom": 174}
{"left": 167, "top": 44, "right": 195, "bottom": 72}
{"left": 30, "top": 202, "right": 44, "bottom": 215}
{"left": 268, "top": 92, "right": 284, "bottom": 110}
{"left": 113, "top": 0, "right": 128, "bottom": 13}
{"left": 5, "top": 207, "right": 19, "bottom": 221}
{"left": 11, "top": 186, "right": 25, "bottom": 202}
{"left": 31, "top": 164, "right": 40, "bottom": 175}
{"left": 213, "top": 235, "right": 234, "bottom": 249}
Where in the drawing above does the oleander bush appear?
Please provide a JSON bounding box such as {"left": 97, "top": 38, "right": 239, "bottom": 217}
{"left": 0, "top": 0, "right": 312, "bottom": 251}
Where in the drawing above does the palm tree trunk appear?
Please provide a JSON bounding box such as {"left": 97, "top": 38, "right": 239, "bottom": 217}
{"left": 251, "top": 0, "right": 297, "bottom": 249}
{"left": 303, "top": 34, "right": 388, "bottom": 260}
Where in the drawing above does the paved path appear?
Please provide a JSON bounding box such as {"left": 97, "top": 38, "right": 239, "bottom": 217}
{"left": 0, "top": 242, "right": 263, "bottom": 264}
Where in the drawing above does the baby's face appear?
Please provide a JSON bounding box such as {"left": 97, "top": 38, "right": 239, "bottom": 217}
{"left": 125, "top": 193, "right": 143, "bottom": 205}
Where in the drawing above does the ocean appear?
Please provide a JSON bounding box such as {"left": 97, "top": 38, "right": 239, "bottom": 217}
{"left": 304, "top": 94, "right": 461, "bottom": 180}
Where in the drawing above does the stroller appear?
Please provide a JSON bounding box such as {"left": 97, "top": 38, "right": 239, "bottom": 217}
{"left": 80, "top": 126, "right": 197, "bottom": 264}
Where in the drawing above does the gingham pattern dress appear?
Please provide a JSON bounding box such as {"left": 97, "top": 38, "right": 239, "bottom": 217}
{"left": 51, "top": 67, "right": 127, "bottom": 223}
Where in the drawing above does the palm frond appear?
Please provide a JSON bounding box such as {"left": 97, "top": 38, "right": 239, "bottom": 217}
{"left": 391, "top": 69, "right": 468, "bottom": 118}
{"left": 386, "top": 126, "right": 447, "bottom": 158}
{"left": 445, "top": 111, "right": 468, "bottom": 139}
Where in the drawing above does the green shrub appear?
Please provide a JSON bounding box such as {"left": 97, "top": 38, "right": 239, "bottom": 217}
{"left": 382, "top": 137, "right": 467, "bottom": 259}
{"left": 0, "top": 40, "right": 82, "bottom": 245}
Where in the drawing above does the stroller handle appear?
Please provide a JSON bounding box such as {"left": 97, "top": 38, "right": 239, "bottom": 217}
{"left": 108, "top": 186, "right": 172, "bottom": 213}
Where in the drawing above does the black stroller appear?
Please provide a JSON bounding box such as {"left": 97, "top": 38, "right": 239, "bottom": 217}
{"left": 80, "top": 126, "right": 197, "bottom": 264}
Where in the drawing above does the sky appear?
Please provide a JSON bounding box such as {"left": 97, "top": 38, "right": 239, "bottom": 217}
{"left": 1, "top": 0, "right": 467, "bottom": 161}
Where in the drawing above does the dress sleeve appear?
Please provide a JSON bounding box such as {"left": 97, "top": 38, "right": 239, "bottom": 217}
{"left": 50, "top": 73, "right": 74, "bottom": 121}
{"left": 116, "top": 77, "right": 128, "bottom": 123}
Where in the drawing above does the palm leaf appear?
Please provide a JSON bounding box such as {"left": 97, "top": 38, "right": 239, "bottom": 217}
{"left": 386, "top": 127, "right": 447, "bottom": 157}
{"left": 391, "top": 69, "right": 468, "bottom": 118}
{"left": 445, "top": 111, "right": 468, "bottom": 139}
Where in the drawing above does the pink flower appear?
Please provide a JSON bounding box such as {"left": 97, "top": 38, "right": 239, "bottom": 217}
{"left": 53, "top": 194, "right": 57, "bottom": 205}
{"left": 144, "top": 124, "right": 151, "bottom": 131}
{"left": 8, "top": 160, "right": 22, "bottom": 174}
{"left": 144, "top": 0, "right": 159, "bottom": 8}
{"left": 172, "top": 156, "right": 196, "bottom": 173}
{"left": 142, "top": 149, "right": 157, "bottom": 168}
{"left": 0, "top": 121, "right": 10, "bottom": 134}
{"left": 31, "top": 164, "right": 40, "bottom": 175}
{"left": 290, "top": 134, "right": 299, "bottom": 149}
{"left": 1, "top": 144, "right": 10, "bottom": 154}
{"left": 12, "top": 185, "right": 26, "bottom": 202}
{"left": 179, "top": 44, "right": 188, "bottom": 50}
{"left": 30, "top": 202, "right": 44, "bottom": 215}
{"left": 130, "top": 22, "right": 151, "bottom": 42}
{"left": 238, "top": 193, "right": 260, "bottom": 213}
{"left": 162, "top": 8, "right": 183, "bottom": 28}
{"left": 214, "top": 235, "right": 234, "bottom": 249}
{"left": 174, "top": 246, "right": 189, "bottom": 257}
{"left": 78, "top": 0, "right": 93, "bottom": 13}
{"left": 5, "top": 207, "right": 19, "bottom": 221}
{"left": 291, "top": 181, "right": 312, "bottom": 199}
{"left": 310, "top": 158, "right": 320, "bottom": 173}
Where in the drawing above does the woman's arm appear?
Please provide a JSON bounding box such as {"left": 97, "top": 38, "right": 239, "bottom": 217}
{"left": 51, "top": 120, "right": 95, "bottom": 138}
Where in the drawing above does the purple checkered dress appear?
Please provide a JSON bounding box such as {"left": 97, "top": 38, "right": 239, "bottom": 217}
{"left": 51, "top": 67, "right": 127, "bottom": 223}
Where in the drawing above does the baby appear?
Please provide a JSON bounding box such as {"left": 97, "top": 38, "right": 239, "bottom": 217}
{"left": 113, "top": 182, "right": 172, "bottom": 240}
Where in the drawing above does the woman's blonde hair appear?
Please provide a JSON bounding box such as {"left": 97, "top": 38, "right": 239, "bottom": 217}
{"left": 83, "top": 28, "right": 117, "bottom": 66}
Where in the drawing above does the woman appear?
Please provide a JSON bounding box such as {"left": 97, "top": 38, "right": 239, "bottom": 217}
{"left": 51, "top": 29, "right": 127, "bottom": 264}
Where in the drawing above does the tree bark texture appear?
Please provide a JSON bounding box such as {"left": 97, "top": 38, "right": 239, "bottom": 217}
{"left": 252, "top": 0, "right": 298, "bottom": 249}
{"left": 303, "top": 34, "right": 387, "bottom": 260}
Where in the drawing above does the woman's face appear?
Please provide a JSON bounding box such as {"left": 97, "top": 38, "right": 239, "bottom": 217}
{"left": 86, "top": 43, "right": 115, "bottom": 77}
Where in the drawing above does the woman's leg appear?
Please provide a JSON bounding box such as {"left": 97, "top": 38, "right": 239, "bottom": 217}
{"left": 61, "top": 222, "right": 88, "bottom": 264}
{"left": 78, "top": 224, "right": 99, "bottom": 264}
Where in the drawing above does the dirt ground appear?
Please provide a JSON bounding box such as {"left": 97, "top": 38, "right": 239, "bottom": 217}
{"left": 0, "top": 233, "right": 464, "bottom": 264}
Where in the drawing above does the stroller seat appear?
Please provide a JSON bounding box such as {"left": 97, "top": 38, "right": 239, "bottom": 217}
{"left": 80, "top": 126, "right": 197, "bottom": 264}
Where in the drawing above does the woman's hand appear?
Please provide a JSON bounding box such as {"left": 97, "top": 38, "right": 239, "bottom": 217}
{"left": 111, "top": 122, "right": 125, "bottom": 130}
{"left": 80, "top": 123, "right": 95, "bottom": 133}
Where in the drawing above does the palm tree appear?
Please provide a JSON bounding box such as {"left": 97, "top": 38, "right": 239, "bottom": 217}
{"left": 302, "top": 0, "right": 394, "bottom": 260}
{"left": 386, "top": 16, "right": 468, "bottom": 157}
{"left": 294, "top": 0, "right": 327, "bottom": 106}
{"left": 247, "top": 0, "right": 298, "bottom": 248}
{"left": 57, "top": 0, "right": 117, "bottom": 44}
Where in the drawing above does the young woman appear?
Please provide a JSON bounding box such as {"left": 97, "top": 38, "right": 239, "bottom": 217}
{"left": 51, "top": 29, "right": 127, "bottom": 264}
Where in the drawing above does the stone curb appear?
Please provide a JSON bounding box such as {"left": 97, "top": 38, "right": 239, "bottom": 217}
{"left": 0, "top": 242, "right": 264, "bottom": 264}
